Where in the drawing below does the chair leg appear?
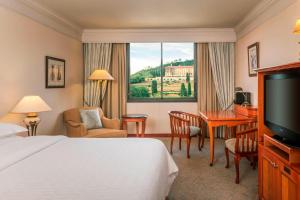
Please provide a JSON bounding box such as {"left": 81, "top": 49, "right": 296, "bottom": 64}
{"left": 224, "top": 127, "right": 228, "bottom": 140}
{"left": 198, "top": 134, "right": 201, "bottom": 151}
{"left": 253, "top": 156, "right": 257, "bottom": 170}
{"left": 201, "top": 131, "right": 205, "bottom": 148}
{"left": 170, "top": 136, "right": 174, "bottom": 155}
{"left": 234, "top": 155, "right": 241, "bottom": 184}
{"left": 186, "top": 138, "right": 191, "bottom": 159}
{"left": 179, "top": 138, "right": 182, "bottom": 150}
{"left": 225, "top": 147, "right": 229, "bottom": 168}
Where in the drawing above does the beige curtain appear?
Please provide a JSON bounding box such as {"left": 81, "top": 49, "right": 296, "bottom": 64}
{"left": 208, "top": 42, "right": 235, "bottom": 110}
{"left": 197, "top": 43, "right": 221, "bottom": 137}
{"left": 83, "top": 43, "right": 127, "bottom": 118}
{"left": 83, "top": 43, "right": 112, "bottom": 107}
{"left": 102, "top": 44, "right": 127, "bottom": 118}
{"left": 197, "top": 43, "right": 219, "bottom": 112}
{"left": 197, "top": 43, "right": 235, "bottom": 138}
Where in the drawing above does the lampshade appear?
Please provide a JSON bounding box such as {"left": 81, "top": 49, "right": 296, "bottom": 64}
{"left": 12, "top": 96, "right": 52, "bottom": 114}
{"left": 88, "top": 69, "right": 114, "bottom": 81}
{"left": 294, "top": 19, "right": 300, "bottom": 34}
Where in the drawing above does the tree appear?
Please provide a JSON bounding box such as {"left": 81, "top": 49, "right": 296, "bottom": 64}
{"left": 129, "top": 75, "right": 145, "bottom": 84}
{"left": 180, "top": 83, "right": 187, "bottom": 97}
{"left": 130, "top": 86, "right": 150, "bottom": 98}
{"left": 186, "top": 73, "right": 190, "bottom": 83}
{"left": 151, "top": 80, "right": 158, "bottom": 95}
{"left": 188, "top": 82, "right": 192, "bottom": 96}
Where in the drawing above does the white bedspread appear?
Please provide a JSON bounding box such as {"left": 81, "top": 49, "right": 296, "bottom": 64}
{"left": 0, "top": 136, "right": 178, "bottom": 200}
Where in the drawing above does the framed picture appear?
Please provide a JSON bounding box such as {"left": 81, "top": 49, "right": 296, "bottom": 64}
{"left": 247, "top": 42, "right": 260, "bottom": 77}
{"left": 45, "top": 56, "right": 65, "bottom": 88}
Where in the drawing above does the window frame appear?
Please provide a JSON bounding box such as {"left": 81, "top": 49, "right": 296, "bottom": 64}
{"left": 126, "top": 43, "right": 198, "bottom": 103}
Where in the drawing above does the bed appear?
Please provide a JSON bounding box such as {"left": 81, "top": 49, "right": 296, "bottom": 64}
{"left": 0, "top": 135, "right": 178, "bottom": 200}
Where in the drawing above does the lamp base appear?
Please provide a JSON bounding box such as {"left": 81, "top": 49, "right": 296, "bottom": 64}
{"left": 24, "top": 114, "right": 40, "bottom": 136}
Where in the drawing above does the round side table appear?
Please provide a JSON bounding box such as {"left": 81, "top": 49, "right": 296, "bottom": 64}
{"left": 122, "top": 114, "right": 148, "bottom": 137}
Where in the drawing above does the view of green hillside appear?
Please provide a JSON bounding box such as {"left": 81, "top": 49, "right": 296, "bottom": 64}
{"left": 129, "top": 59, "right": 195, "bottom": 99}
{"left": 130, "top": 59, "right": 194, "bottom": 84}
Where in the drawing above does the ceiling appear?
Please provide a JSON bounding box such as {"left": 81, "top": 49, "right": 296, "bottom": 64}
{"left": 32, "top": 0, "right": 261, "bottom": 29}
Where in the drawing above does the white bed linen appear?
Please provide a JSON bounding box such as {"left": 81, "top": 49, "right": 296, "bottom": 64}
{"left": 0, "top": 136, "right": 178, "bottom": 200}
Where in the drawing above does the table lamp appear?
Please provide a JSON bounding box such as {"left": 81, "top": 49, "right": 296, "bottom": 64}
{"left": 294, "top": 18, "right": 300, "bottom": 60}
{"left": 12, "top": 96, "right": 51, "bottom": 136}
{"left": 88, "top": 69, "right": 114, "bottom": 108}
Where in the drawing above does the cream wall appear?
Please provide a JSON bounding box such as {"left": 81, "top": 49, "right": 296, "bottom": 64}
{"left": 83, "top": 26, "right": 237, "bottom": 135}
{"left": 127, "top": 103, "right": 198, "bottom": 134}
{"left": 235, "top": 0, "right": 300, "bottom": 106}
{"left": 0, "top": 6, "right": 83, "bottom": 135}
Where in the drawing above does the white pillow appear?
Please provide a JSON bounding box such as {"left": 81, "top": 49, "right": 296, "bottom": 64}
{"left": 0, "top": 123, "right": 28, "bottom": 138}
{"left": 79, "top": 109, "right": 103, "bottom": 130}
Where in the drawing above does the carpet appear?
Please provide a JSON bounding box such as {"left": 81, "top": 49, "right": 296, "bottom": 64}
{"left": 158, "top": 138, "right": 258, "bottom": 200}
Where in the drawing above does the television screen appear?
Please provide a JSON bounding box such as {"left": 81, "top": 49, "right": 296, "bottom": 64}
{"left": 264, "top": 69, "right": 300, "bottom": 146}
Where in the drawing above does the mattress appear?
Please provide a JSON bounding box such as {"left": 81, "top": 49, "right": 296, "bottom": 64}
{"left": 0, "top": 136, "right": 178, "bottom": 200}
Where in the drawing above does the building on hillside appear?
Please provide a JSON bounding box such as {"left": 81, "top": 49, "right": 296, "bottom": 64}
{"left": 165, "top": 65, "right": 193, "bottom": 77}
{"left": 145, "top": 65, "right": 194, "bottom": 82}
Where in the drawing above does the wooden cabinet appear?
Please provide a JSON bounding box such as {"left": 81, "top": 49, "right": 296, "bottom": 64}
{"left": 257, "top": 62, "right": 300, "bottom": 200}
{"left": 261, "top": 150, "right": 280, "bottom": 200}
{"left": 259, "top": 142, "right": 299, "bottom": 200}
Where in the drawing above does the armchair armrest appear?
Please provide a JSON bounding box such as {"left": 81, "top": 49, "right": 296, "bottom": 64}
{"left": 65, "top": 120, "right": 87, "bottom": 137}
{"left": 66, "top": 120, "right": 84, "bottom": 127}
{"left": 102, "top": 117, "right": 121, "bottom": 130}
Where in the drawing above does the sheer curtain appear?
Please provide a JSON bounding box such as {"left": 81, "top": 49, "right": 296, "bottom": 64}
{"left": 83, "top": 43, "right": 127, "bottom": 118}
{"left": 197, "top": 42, "right": 235, "bottom": 138}
{"left": 208, "top": 42, "right": 235, "bottom": 110}
{"left": 83, "top": 43, "right": 112, "bottom": 107}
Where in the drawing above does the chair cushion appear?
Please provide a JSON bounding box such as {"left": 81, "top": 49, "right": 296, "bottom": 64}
{"left": 79, "top": 109, "right": 103, "bottom": 130}
{"left": 190, "top": 126, "right": 201, "bottom": 137}
{"left": 87, "top": 128, "right": 127, "bottom": 138}
{"left": 225, "top": 138, "right": 257, "bottom": 153}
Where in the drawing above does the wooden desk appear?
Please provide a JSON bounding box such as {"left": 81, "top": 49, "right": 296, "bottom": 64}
{"left": 199, "top": 106, "right": 257, "bottom": 166}
{"left": 122, "top": 114, "right": 148, "bottom": 137}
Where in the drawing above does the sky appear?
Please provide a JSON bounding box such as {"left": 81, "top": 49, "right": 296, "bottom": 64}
{"left": 130, "top": 43, "right": 194, "bottom": 74}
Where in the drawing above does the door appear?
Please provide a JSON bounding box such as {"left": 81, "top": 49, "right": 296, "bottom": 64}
{"left": 261, "top": 153, "right": 281, "bottom": 200}
{"left": 261, "top": 148, "right": 299, "bottom": 200}
{"left": 280, "top": 165, "right": 298, "bottom": 200}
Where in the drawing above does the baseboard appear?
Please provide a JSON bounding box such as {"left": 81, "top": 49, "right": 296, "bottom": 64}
{"left": 128, "top": 133, "right": 171, "bottom": 137}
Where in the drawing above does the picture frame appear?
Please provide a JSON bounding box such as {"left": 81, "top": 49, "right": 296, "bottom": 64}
{"left": 247, "top": 42, "right": 260, "bottom": 77}
{"left": 45, "top": 56, "right": 65, "bottom": 88}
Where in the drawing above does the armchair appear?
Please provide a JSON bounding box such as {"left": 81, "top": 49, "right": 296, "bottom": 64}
{"left": 63, "top": 107, "right": 127, "bottom": 138}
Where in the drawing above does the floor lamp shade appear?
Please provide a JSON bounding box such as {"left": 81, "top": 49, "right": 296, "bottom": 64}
{"left": 88, "top": 69, "right": 114, "bottom": 108}
{"left": 88, "top": 69, "right": 114, "bottom": 81}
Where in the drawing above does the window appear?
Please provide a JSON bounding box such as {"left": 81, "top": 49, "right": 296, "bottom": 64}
{"left": 127, "top": 43, "right": 197, "bottom": 102}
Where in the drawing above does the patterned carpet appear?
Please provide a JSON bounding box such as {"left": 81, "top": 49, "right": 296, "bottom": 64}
{"left": 158, "top": 138, "right": 258, "bottom": 200}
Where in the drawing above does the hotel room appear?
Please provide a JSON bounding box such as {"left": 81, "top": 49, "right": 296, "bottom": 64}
{"left": 0, "top": 0, "right": 300, "bottom": 199}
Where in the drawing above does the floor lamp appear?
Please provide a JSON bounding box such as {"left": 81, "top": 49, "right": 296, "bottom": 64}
{"left": 88, "top": 69, "right": 114, "bottom": 108}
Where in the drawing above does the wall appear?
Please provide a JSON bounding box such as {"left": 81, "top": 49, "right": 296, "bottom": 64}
{"left": 0, "top": 6, "right": 83, "bottom": 135}
{"left": 127, "top": 102, "right": 198, "bottom": 134}
{"left": 235, "top": 0, "right": 300, "bottom": 106}
{"left": 82, "top": 28, "right": 236, "bottom": 43}
{"left": 83, "top": 28, "right": 236, "bottom": 134}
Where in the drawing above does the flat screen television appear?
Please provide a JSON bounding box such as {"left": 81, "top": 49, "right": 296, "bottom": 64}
{"left": 264, "top": 69, "right": 300, "bottom": 148}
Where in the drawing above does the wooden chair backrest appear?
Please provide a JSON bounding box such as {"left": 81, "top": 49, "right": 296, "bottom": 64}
{"left": 168, "top": 111, "right": 202, "bottom": 137}
{"left": 235, "top": 122, "right": 258, "bottom": 153}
